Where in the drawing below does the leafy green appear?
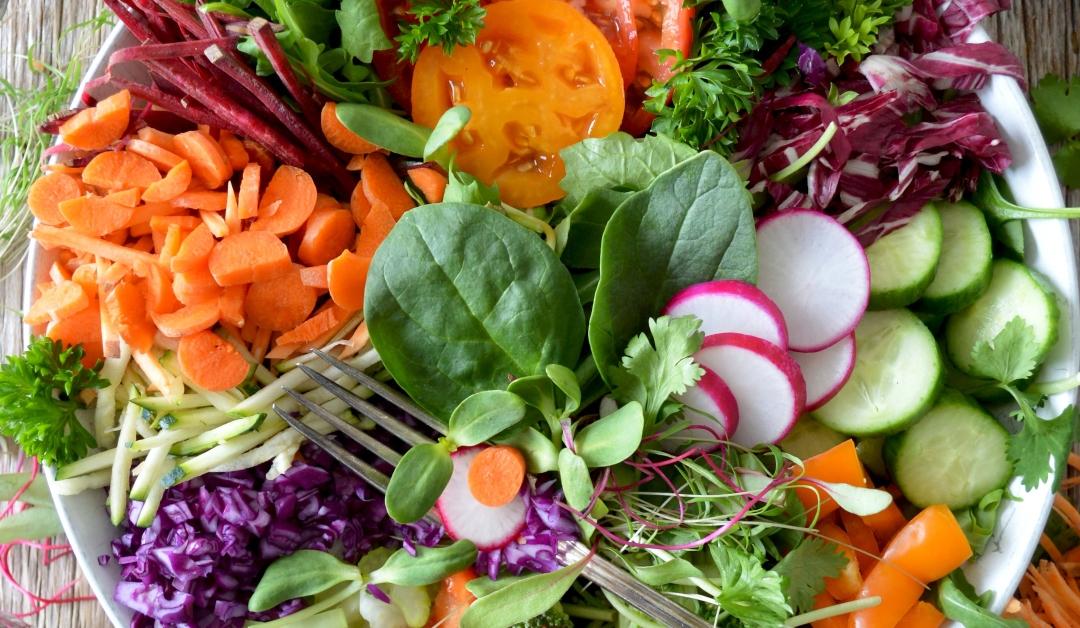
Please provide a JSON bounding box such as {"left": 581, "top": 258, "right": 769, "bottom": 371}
{"left": 1031, "top": 74, "right": 1080, "bottom": 143}
{"left": 773, "top": 538, "right": 847, "bottom": 613}
{"left": 969, "top": 317, "right": 1042, "bottom": 384}
{"left": 336, "top": 0, "right": 393, "bottom": 63}
{"left": 936, "top": 572, "right": 1025, "bottom": 628}
{"left": 556, "top": 189, "right": 630, "bottom": 270}
{"left": 460, "top": 555, "right": 589, "bottom": 628}
{"left": 0, "top": 338, "right": 107, "bottom": 467}
{"left": 589, "top": 152, "right": 756, "bottom": 384}
{"left": 335, "top": 103, "right": 432, "bottom": 158}
{"left": 973, "top": 173, "right": 1080, "bottom": 222}
{"left": 448, "top": 390, "right": 527, "bottom": 446}
{"left": 557, "top": 448, "right": 594, "bottom": 511}
{"left": 573, "top": 401, "right": 645, "bottom": 468}
{"left": 612, "top": 316, "right": 705, "bottom": 427}
{"left": 396, "top": 0, "right": 486, "bottom": 63}
{"left": 424, "top": 106, "right": 471, "bottom": 165}
{"left": 443, "top": 165, "right": 501, "bottom": 205}
{"left": 248, "top": 549, "right": 361, "bottom": 612}
{"left": 558, "top": 133, "right": 697, "bottom": 209}
{"left": 1053, "top": 140, "right": 1080, "bottom": 188}
{"left": 385, "top": 441, "right": 453, "bottom": 523}
{"left": 954, "top": 488, "right": 1005, "bottom": 555}
{"left": 365, "top": 203, "right": 586, "bottom": 420}
{"left": 824, "top": 0, "right": 908, "bottom": 64}
{"left": 709, "top": 545, "right": 791, "bottom": 626}
{"left": 0, "top": 472, "right": 53, "bottom": 508}
{"left": 369, "top": 540, "right": 477, "bottom": 586}
{"left": 0, "top": 507, "right": 62, "bottom": 544}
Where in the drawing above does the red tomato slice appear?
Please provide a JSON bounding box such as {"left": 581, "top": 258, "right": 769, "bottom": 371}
{"left": 622, "top": 0, "right": 694, "bottom": 135}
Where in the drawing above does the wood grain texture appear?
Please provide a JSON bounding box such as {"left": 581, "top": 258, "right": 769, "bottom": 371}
{"left": 0, "top": 0, "right": 1077, "bottom": 625}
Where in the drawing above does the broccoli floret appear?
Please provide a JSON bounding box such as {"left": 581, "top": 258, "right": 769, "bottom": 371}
{"left": 511, "top": 604, "right": 574, "bottom": 628}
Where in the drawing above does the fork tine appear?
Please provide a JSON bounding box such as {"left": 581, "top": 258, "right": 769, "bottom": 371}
{"left": 311, "top": 349, "right": 445, "bottom": 434}
{"left": 296, "top": 364, "right": 434, "bottom": 447}
{"left": 281, "top": 388, "right": 402, "bottom": 466}
{"left": 272, "top": 403, "right": 390, "bottom": 491}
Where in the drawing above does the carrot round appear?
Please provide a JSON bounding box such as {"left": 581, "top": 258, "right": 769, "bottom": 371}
{"left": 817, "top": 522, "right": 862, "bottom": 602}
{"left": 355, "top": 203, "right": 397, "bottom": 259}
{"left": 105, "top": 188, "right": 142, "bottom": 208}
{"left": 219, "top": 284, "right": 247, "bottom": 327}
{"left": 136, "top": 127, "right": 176, "bottom": 151}
{"left": 174, "top": 265, "right": 222, "bottom": 305}
{"left": 82, "top": 151, "right": 162, "bottom": 191}
{"left": 171, "top": 190, "right": 228, "bottom": 212}
{"left": 321, "top": 102, "right": 379, "bottom": 154}
{"left": 46, "top": 300, "right": 103, "bottom": 368}
{"left": 170, "top": 223, "right": 216, "bottom": 273}
{"left": 251, "top": 165, "right": 318, "bottom": 236}
{"left": 104, "top": 279, "right": 155, "bottom": 352}
{"left": 299, "top": 265, "right": 329, "bottom": 289}
{"left": 126, "top": 138, "right": 184, "bottom": 171}
{"left": 429, "top": 568, "right": 477, "bottom": 628}
{"left": 315, "top": 193, "right": 344, "bottom": 212}
{"left": 218, "top": 131, "right": 250, "bottom": 170}
{"left": 173, "top": 130, "right": 233, "bottom": 189}
{"left": 243, "top": 139, "right": 275, "bottom": 173}
{"left": 28, "top": 172, "right": 84, "bottom": 225}
{"left": 468, "top": 445, "right": 526, "bottom": 507}
{"left": 298, "top": 209, "right": 356, "bottom": 266}
{"left": 327, "top": 250, "right": 370, "bottom": 311}
{"left": 142, "top": 160, "right": 193, "bottom": 203}
{"left": 59, "top": 89, "right": 131, "bottom": 150}
{"left": 275, "top": 304, "right": 349, "bottom": 346}
{"left": 237, "top": 163, "right": 261, "bottom": 220}
{"left": 407, "top": 167, "right": 448, "bottom": 204}
{"left": 151, "top": 299, "right": 220, "bottom": 337}
{"left": 25, "top": 280, "right": 90, "bottom": 326}
{"left": 177, "top": 330, "right": 250, "bottom": 391}
{"left": 145, "top": 265, "right": 180, "bottom": 314}
{"left": 243, "top": 265, "right": 318, "bottom": 332}
{"left": 350, "top": 178, "right": 372, "bottom": 228}
{"left": 57, "top": 196, "right": 134, "bottom": 237}
{"left": 362, "top": 153, "right": 414, "bottom": 219}
{"left": 208, "top": 230, "right": 292, "bottom": 286}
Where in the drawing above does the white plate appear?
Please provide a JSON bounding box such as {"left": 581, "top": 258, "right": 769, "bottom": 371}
{"left": 29, "top": 23, "right": 1076, "bottom": 626}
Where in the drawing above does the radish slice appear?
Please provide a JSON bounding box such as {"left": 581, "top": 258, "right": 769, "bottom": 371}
{"left": 755, "top": 210, "right": 869, "bottom": 352}
{"left": 435, "top": 446, "right": 527, "bottom": 550}
{"left": 791, "top": 334, "right": 856, "bottom": 411}
{"left": 676, "top": 366, "right": 740, "bottom": 441}
{"left": 695, "top": 333, "right": 806, "bottom": 446}
{"left": 663, "top": 280, "right": 788, "bottom": 348}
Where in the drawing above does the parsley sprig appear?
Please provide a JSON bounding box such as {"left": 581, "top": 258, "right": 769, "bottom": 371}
{"left": 396, "top": 0, "right": 486, "bottom": 63}
{"left": 0, "top": 337, "right": 106, "bottom": 467}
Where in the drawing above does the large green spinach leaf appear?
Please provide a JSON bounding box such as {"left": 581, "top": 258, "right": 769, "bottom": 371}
{"left": 589, "top": 151, "right": 756, "bottom": 382}
{"left": 365, "top": 203, "right": 586, "bottom": 420}
{"left": 558, "top": 133, "right": 697, "bottom": 208}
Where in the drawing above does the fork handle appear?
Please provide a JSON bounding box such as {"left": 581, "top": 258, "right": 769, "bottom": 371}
{"left": 557, "top": 540, "right": 712, "bottom": 627}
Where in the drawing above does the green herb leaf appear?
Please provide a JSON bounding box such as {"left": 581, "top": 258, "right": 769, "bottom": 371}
{"left": 0, "top": 506, "right": 62, "bottom": 544}
{"left": 773, "top": 537, "right": 847, "bottom": 613}
{"left": 396, "top": 0, "right": 486, "bottom": 63}
{"left": 558, "top": 132, "right": 696, "bottom": 209}
{"left": 1031, "top": 74, "right": 1080, "bottom": 143}
{"left": 954, "top": 488, "right": 1005, "bottom": 555}
{"left": 369, "top": 540, "right": 477, "bottom": 586}
{"left": 248, "top": 549, "right": 361, "bottom": 612}
{"left": 558, "top": 448, "right": 594, "bottom": 511}
{"left": 545, "top": 364, "right": 581, "bottom": 416}
{"left": 709, "top": 544, "right": 792, "bottom": 625}
{"left": 1053, "top": 140, "right": 1080, "bottom": 188}
{"left": 612, "top": 316, "right": 706, "bottom": 426}
{"left": 936, "top": 572, "right": 1026, "bottom": 628}
{"left": 443, "top": 164, "right": 501, "bottom": 206}
{"left": 574, "top": 401, "right": 644, "bottom": 468}
{"left": 385, "top": 442, "right": 454, "bottom": 523}
{"left": 629, "top": 557, "right": 704, "bottom": 586}
{"left": 1009, "top": 403, "right": 1076, "bottom": 492}
{"left": 492, "top": 425, "right": 560, "bottom": 473}
{"left": 448, "top": 390, "right": 527, "bottom": 446}
{"left": 507, "top": 375, "right": 557, "bottom": 421}
{"left": 334, "top": 103, "right": 432, "bottom": 158}
{"left": 815, "top": 481, "right": 894, "bottom": 516}
{"left": 460, "top": 553, "right": 589, "bottom": 628}
{"left": 424, "top": 105, "right": 471, "bottom": 165}
{"left": 466, "top": 574, "right": 526, "bottom": 597}
{"left": 969, "top": 317, "right": 1043, "bottom": 384}
{"left": 336, "top": 0, "right": 393, "bottom": 63}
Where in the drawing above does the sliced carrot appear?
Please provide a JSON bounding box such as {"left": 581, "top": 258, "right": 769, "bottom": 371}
{"left": 57, "top": 195, "right": 134, "bottom": 237}
{"left": 130, "top": 236, "right": 154, "bottom": 252}
{"left": 895, "top": 601, "right": 944, "bottom": 628}
{"left": 346, "top": 154, "right": 367, "bottom": 171}
{"left": 298, "top": 209, "right": 356, "bottom": 266}
{"left": 243, "top": 265, "right": 318, "bottom": 332}
{"left": 104, "top": 278, "right": 155, "bottom": 352}
{"left": 136, "top": 127, "right": 176, "bottom": 151}
{"left": 170, "top": 223, "right": 215, "bottom": 273}
{"left": 151, "top": 299, "right": 220, "bottom": 337}
{"left": 275, "top": 304, "right": 350, "bottom": 346}
{"left": 315, "top": 193, "right": 344, "bottom": 212}
{"left": 124, "top": 201, "right": 187, "bottom": 228}
{"left": 468, "top": 445, "right": 526, "bottom": 507}
{"left": 45, "top": 164, "right": 85, "bottom": 175}
{"left": 174, "top": 265, "right": 222, "bottom": 305}
{"left": 49, "top": 261, "right": 72, "bottom": 284}
{"left": 28, "top": 172, "right": 84, "bottom": 225}
{"left": 407, "top": 167, "right": 448, "bottom": 204}
{"left": 839, "top": 509, "right": 880, "bottom": 574}
{"left": 142, "top": 160, "right": 193, "bottom": 203}
{"left": 105, "top": 188, "right": 142, "bottom": 207}
{"left": 237, "top": 163, "right": 261, "bottom": 220}
{"left": 103, "top": 228, "right": 128, "bottom": 245}
{"left": 25, "top": 280, "right": 90, "bottom": 325}
{"left": 299, "top": 265, "right": 329, "bottom": 289}
{"left": 201, "top": 210, "right": 230, "bottom": 238}
{"left": 59, "top": 89, "right": 130, "bottom": 150}
{"left": 224, "top": 183, "right": 240, "bottom": 235}
{"left": 82, "top": 151, "right": 162, "bottom": 190}
{"left": 250, "top": 165, "right": 318, "bottom": 236}
{"left": 795, "top": 440, "right": 870, "bottom": 522}
{"left": 34, "top": 224, "right": 163, "bottom": 275}
{"left": 100, "top": 262, "right": 130, "bottom": 286}
{"left": 208, "top": 230, "right": 292, "bottom": 286}
{"left": 126, "top": 138, "right": 184, "bottom": 171}
{"left": 171, "top": 190, "right": 227, "bottom": 212}
{"left": 362, "top": 153, "right": 414, "bottom": 219}
{"left": 321, "top": 102, "right": 379, "bottom": 154}
{"left": 242, "top": 139, "right": 275, "bottom": 173}
{"left": 46, "top": 300, "right": 103, "bottom": 368}
{"left": 817, "top": 522, "right": 862, "bottom": 601}
{"left": 429, "top": 568, "right": 477, "bottom": 628}
{"left": 218, "top": 131, "right": 250, "bottom": 170}
{"left": 130, "top": 222, "right": 153, "bottom": 237}
{"left": 145, "top": 264, "right": 180, "bottom": 314}
{"left": 326, "top": 250, "right": 370, "bottom": 311}
{"left": 173, "top": 130, "right": 232, "bottom": 189}
{"left": 219, "top": 284, "right": 247, "bottom": 327}
{"left": 350, "top": 178, "right": 372, "bottom": 228}
{"left": 149, "top": 215, "right": 202, "bottom": 232}
{"left": 70, "top": 264, "right": 97, "bottom": 297}
{"left": 355, "top": 203, "right": 397, "bottom": 258}
{"left": 177, "top": 331, "right": 249, "bottom": 391}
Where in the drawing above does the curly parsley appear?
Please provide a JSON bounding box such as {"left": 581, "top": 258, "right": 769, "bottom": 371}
{"left": 396, "top": 0, "right": 486, "bottom": 63}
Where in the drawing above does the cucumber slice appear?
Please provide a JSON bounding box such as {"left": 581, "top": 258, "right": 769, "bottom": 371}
{"left": 780, "top": 417, "right": 846, "bottom": 460}
{"left": 884, "top": 390, "right": 1010, "bottom": 509}
{"left": 917, "top": 201, "right": 993, "bottom": 314}
{"left": 856, "top": 438, "right": 887, "bottom": 478}
{"left": 866, "top": 204, "right": 942, "bottom": 309}
{"left": 945, "top": 259, "right": 1059, "bottom": 379}
{"left": 812, "top": 310, "right": 942, "bottom": 436}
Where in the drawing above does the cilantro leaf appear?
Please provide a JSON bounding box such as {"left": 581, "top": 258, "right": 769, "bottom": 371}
{"left": 1008, "top": 403, "right": 1076, "bottom": 492}
{"left": 337, "top": 0, "right": 393, "bottom": 64}
{"left": 612, "top": 316, "right": 705, "bottom": 426}
{"left": 0, "top": 338, "right": 107, "bottom": 466}
{"left": 1031, "top": 74, "right": 1080, "bottom": 144}
{"left": 708, "top": 544, "right": 792, "bottom": 627}
{"left": 969, "top": 317, "right": 1042, "bottom": 384}
{"left": 395, "top": 0, "right": 485, "bottom": 63}
{"left": 772, "top": 537, "right": 847, "bottom": 613}
{"left": 1052, "top": 140, "right": 1080, "bottom": 188}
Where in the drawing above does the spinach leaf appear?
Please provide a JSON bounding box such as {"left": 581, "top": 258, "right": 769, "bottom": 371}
{"left": 558, "top": 188, "right": 630, "bottom": 270}
{"left": 366, "top": 203, "right": 586, "bottom": 420}
{"left": 336, "top": 0, "right": 392, "bottom": 63}
{"left": 589, "top": 152, "right": 756, "bottom": 382}
{"left": 558, "top": 132, "right": 697, "bottom": 208}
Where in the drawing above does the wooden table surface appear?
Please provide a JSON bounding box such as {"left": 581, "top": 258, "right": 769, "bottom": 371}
{"left": 1, "top": 0, "right": 1078, "bottom": 625}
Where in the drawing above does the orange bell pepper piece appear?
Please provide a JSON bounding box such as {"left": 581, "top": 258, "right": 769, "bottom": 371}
{"left": 796, "top": 440, "right": 871, "bottom": 521}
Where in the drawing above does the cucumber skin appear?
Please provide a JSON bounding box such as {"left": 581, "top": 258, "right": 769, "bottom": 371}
{"left": 866, "top": 205, "right": 943, "bottom": 310}
{"left": 917, "top": 201, "right": 994, "bottom": 315}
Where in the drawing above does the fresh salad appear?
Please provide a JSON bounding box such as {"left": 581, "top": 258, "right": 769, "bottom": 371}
{"left": 2, "top": 0, "right": 1078, "bottom": 626}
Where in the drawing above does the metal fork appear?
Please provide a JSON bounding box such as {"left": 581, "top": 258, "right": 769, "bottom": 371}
{"left": 273, "top": 349, "right": 711, "bottom": 627}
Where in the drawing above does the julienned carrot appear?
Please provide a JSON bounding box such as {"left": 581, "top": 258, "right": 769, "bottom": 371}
{"left": 131, "top": 236, "right": 154, "bottom": 252}
{"left": 299, "top": 265, "right": 329, "bottom": 289}
{"left": 275, "top": 304, "right": 350, "bottom": 346}
{"left": 796, "top": 439, "right": 870, "bottom": 521}
{"left": 355, "top": 203, "right": 396, "bottom": 258}
{"left": 28, "top": 172, "right": 84, "bottom": 225}
{"left": 201, "top": 211, "right": 230, "bottom": 238}
{"left": 105, "top": 188, "right": 142, "bottom": 208}
{"left": 59, "top": 89, "right": 131, "bottom": 150}
{"left": 321, "top": 102, "right": 379, "bottom": 155}
{"left": 839, "top": 509, "right": 880, "bottom": 574}
{"left": 220, "top": 285, "right": 247, "bottom": 327}
{"left": 126, "top": 138, "right": 184, "bottom": 171}
{"left": 251, "top": 326, "right": 271, "bottom": 363}
{"left": 208, "top": 230, "right": 292, "bottom": 286}
{"left": 136, "top": 127, "right": 176, "bottom": 151}
{"left": 362, "top": 153, "right": 414, "bottom": 219}
{"left": 237, "top": 163, "right": 261, "bottom": 220}
{"left": 407, "top": 167, "right": 448, "bottom": 204}
{"left": 142, "top": 160, "right": 192, "bottom": 203}
{"left": 24, "top": 280, "right": 90, "bottom": 325}
{"left": 243, "top": 139, "right": 275, "bottom": 173}
{"left": 71, "top": 264, "right": 97, "bottom": 297}
{"left": 82, "top": 151, "right": 162, "bottom": 190}
{"left": 339, "top": 320, "right": 370, "bottom": 359}
{"left": 173, "top": 130, "right": 232, "bottom": 189}
{"left": 159, "top": 224, "right": 183, "bottom": 265}
{"left": 225, "top": 182, "right": 240, "bottom": 235}
{"left": 251, "top": 165, "right": 318, "bottom": 235}
{"left": 244, "top": 265, "right": 317, "bottom": 332}
{"left": 174, "top": 265, "right": 222, "bottom": 305}
{"left": 177, "top": 330, "right": 249, "bottom": 392}
{"left": 895, "top": 601, "right": 944, "bottom": 628}
{"left": 468, "top": 445, "right": 526, "bottom": 507}
{"left": 150, "top": 215, "right": 202, "bottom": 232}
{"left": 218, "top": 131, "right": 250, "bottom": 170}
{"left": 100, "top": 262, "right": 130, "bottom": 286}
{"left": 350, "top": 178, "right": 371, "bottom": 228}
{"left": 171, "top": 190, "right": 228, "bottom": 212}
{"left": 429, "top": 568, "right": 477, "bottom": 628}
{"left": 49, "top": 261, "right": 71, "bottom": 284}
{"left": 151, "top": 299, "right": 220, "bottom": 337}
{"left": 326, "top": 250, "right": 370, "bottom": 311}
{"left": 145, "top": 265, "right": 180, "bottom": 314}
{"left": 817, "top": 521, "right": 861, "bottom": 601}
{"left": 104, "top": 229, "right": 128, "bottom": 245}
{"left": 298, "top": 209, "right": 356, "bottom": 266}
{"left": 170, "top": 223, "right": 215, "bottom": 273}
{"left": 46, "top": 300, "right": 104, "bottom": 368}
{"left": 58, "top": 196, "right": 134, "bottom": 237}
{"left": 131, "top": 222, "right": 153, "bottom": 237}
{"left": 104, "top": 279, "right": 155, "bottom": 352}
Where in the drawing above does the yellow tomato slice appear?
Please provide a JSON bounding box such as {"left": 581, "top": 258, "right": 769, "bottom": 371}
{"left": 411, "top": 0, "right": 626, "bottom": 207}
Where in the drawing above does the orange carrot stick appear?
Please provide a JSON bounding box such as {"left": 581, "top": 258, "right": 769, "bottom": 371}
{"left": 171, "top": 190, "right": 228, "bottom": 212}
{"left": 28, "top": 172, "right": 84, "bottom": 225}
{"left": 275, "top": 304, "right": 350, "bottom": 346}
{"left": 33, "top": 226, "right": 163, "bottom": 275}
{"left": 237, "top": 163, "right": 261, "bottom": 220}
{"left": 177, "top": 330, "right": 250, "bottom": 391}
{"left": 224, "top": 182, "right": 240, "bottom": 235}
{"left": 299, "top": 265, "right": 329, "bottom": 289}
{"left": 251, "top": 326, "right": 271, "bottom": 363}
{"left": 201, "top": 211, "right": 230, "bottom": 238}
{"left": 124, "top": 201, "right": 188, "bottom": 229}
{"left": 219, "top": 284, "right": 247, "bottom": 327}
{"left": 145, "top": 264, "right": 180, "bottom": 314}
{"left": 243, "top": 265, "right": 317, "bottom": 332}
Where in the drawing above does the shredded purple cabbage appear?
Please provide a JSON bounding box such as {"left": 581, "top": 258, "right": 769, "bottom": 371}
{"left": 474, "top": 479, "right": 579, "bottom": 580}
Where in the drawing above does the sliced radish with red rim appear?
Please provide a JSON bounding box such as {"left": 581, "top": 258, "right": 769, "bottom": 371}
{"left": 790, "top": 334, "right": 856, "bottom": 411}
{"left": 663, "top": 279, "right": 789, "bottom": 348}
{"left": 435, "top": 446, "right": 527, "bottom": 550}
{"left": 675, "top": 366, "right": 739, "bottom": 441}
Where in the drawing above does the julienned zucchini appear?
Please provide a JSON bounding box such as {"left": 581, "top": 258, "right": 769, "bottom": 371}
{"left": 884, "top": 390, "right": 1011, "bottom": 509}
{"left": 917, "top": 201, "right": 993, "bottom": 314}
{"left": 866, "top": 203, "right": 942, "bottom": 310}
